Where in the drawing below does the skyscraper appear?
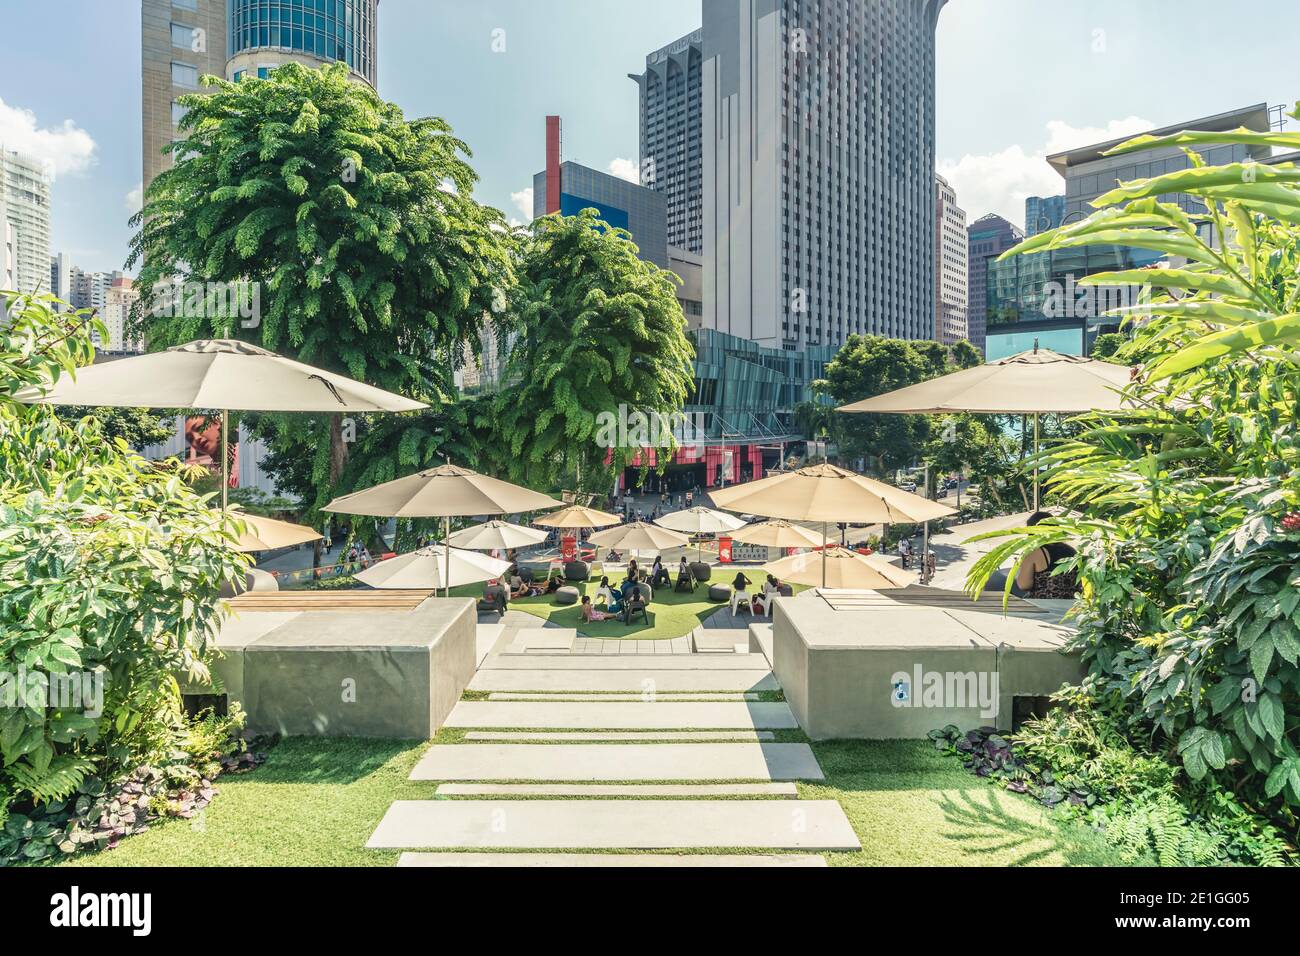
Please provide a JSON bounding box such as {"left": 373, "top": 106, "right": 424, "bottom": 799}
{"left": 1024, "top": 194, "right": 1066, "bottom": 237}
{"left": 0, "top": 149, "right": 51, "bottom": 296}
{"left": 701, "top": 0, "right": 948, "bottom": 350}
{"left": 142, "top": 0, "right": 380, "bottom": 194}
{"left": 966, "top": 213, "right": 1024, "bottom": 355}
{"left": 934, "top": 174, "right": 967, "bottom": 345}
{"left": 629, "top": 29, "right": 704, "bottom": 254}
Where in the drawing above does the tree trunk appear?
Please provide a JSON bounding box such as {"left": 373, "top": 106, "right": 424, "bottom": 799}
{"left": 329, "top": 413, "right": 348, "bottom": 488}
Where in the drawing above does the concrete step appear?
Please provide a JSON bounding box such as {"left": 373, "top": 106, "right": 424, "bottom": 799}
{"left": 475, "top": 624, "right": 505, "bottom": 666}
{"left": 468, "top": 668, "right": 779, "bottom": 693}
{"left": 410, "top": 743, "right": 823, "bottom": 782}
{"left": 479, "top": 654, "right": 774, "bottom": 670}
{"left": 749, "top": 623, "right": 774, "bottom": 663}
{"left": 434, "top": 783, "right": 800, "bottom": 798}
{"left": 368, "top": 800, "right": 861, "bottom": 851}
{"left": 397, "top": 852, "right": 827, "bottom": 867}
{"left": 485, "top": 693, "right": 763, "bottom": 702}
{"left": 463, "top": 731, "right": 776, "bottom": 742}
{"left": 692, "top": 628, "right": 752, "bottom": 654}
{"left": 444, "top": 700, "right": 799, "bottom": 730}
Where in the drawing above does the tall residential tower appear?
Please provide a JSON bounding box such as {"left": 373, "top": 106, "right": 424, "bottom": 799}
{"left": 934, "top": 174, "right": 967, "bottom": 345}
{"left": 701, "top": 0, "right": 948, "bottom": 351}
{"left": 0, "top": 149, "right": 51, "bottom": 296}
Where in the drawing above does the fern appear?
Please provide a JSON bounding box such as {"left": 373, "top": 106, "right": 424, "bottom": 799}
{"left": 5, "top": 755, "right": 95, "bottom": 804}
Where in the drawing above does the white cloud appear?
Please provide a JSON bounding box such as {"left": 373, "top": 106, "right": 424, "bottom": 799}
{"left": 606, "top": 157, "right": 640, "bottom": 183}
{"left": 511, "top": 186, "right": 534, "bottom": 223}
{"left": 940, "top": 117, "right": 1153, "bottom": 229}
{"left": 125, "top": 182, "right": 144, "bottom": 214}
{"left": 0, "top": 97, "right": 96, "bottom": 178}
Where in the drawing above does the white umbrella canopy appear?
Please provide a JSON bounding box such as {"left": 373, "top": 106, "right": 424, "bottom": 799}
{"left": 587, "top": 521, "right": 690, "bottom": 553}
{"left": 229, "top": 509, "right": 322, "bottom": 553}
{"left": 730, "top": 519, "right": 827, "bottom": 549}
{"left": 444, "top": 519, "right": 548, "bottom": 551}
{"left": 534, "top": 504, "right": 623, "bottom": 530}
{"left": 836, "top": 348, "right": 1132, "bottom": 416}
{"left": 324, "top": 463, "right": 563, "bottom": 519}
{"left": 20, "top": 339, "right": 427, "bottom": 510}
{"left": 654, "top": 506, "right": 747, "bottom": 535}
{"left": 762, "top": 546, "right": 914, "bottom": 590}
{"left": 354, "top": 546, "right": 511, "bottom": 591}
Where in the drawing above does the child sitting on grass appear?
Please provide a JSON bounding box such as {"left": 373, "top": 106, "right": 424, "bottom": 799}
{"left": 580, "top": 595, "right": 613, "bottom": 623}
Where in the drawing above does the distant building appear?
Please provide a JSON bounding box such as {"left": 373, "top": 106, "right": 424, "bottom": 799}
{"left": 629, "top": 29, "right": 704, "bottom": 255}
{"left": 0, "top": 149, "right": 51, "bottom": 297}
{"left": 1024, "top": 194, "right": 1065, "bottom": 237}
{"left": 101, "top": 275, "right": 142, "bottom": 353}
{"left": 70, "top": 267, "right": 113, "bottom": 315}
{"left": 966, "top": 214, "right": 1023, "bottom": 355}
{"left": 2, "top": 221, "right": 14, "bottom": 291}
{"left": 934, "top": 174, "right": 968, "bottom": 344}
{"left": 49, "top": 252, "right": 71, "bottom": 303}
{"left": 669, "top": 245, "right": 704, "bottom": 329}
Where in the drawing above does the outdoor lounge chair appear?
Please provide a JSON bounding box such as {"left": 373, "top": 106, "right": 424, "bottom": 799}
{"left": 623, "top": 593, "right": 649, "bottom": 626}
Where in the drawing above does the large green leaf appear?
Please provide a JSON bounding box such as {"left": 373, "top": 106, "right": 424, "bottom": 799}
{"left": 1148, "top": 314, "right": 1300, "bottom": 380}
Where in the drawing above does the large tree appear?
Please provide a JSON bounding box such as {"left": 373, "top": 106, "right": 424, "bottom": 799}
{"left": 128, "top": 63, "right": 516, "bottom": 515}
{"left": 492, "top": 209, "right": 695, "bottom": 492}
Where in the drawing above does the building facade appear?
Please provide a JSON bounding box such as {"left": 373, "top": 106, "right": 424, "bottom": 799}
{"left": 985, "top": 104, "right": 1275, "bottom": 360}
{"left": 701, "top": 0, "right": 947, "bottom": 351}
{"left": 934, "top": 173, "right": 967, "bottom": 344}
{"left": 1024, "top": 194, "right": 1065, "bottom": 237}
{"left": 101, "top": 275, "right": 143, "bottom": 354}
{"left": 0, "top": 150, "right": 51, "bottom": 297}
{"left": 965, "top": 213, "right": 1023, "bottom": 355}
{"left": 142, "top": 0, "right": 378, "bottom": 194}
{"left": 531, "top": 160, "right": 670, "bottom": 269}
{"left": 629, "top": 30, "right": 704, "bottom": 255}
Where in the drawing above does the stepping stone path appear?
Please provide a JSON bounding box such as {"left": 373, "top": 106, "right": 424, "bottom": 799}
{"left": 367, "top": 647, "right": 860, "bottom": 865}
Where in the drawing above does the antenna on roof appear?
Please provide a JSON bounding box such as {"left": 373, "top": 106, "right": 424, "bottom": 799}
{"left": 1033, "top": 337, "right": 1040, "bottom": 354}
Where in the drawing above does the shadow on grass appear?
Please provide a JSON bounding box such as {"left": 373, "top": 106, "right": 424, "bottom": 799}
{"left": 245, "top": 736, "right": 425, "bottom": 785}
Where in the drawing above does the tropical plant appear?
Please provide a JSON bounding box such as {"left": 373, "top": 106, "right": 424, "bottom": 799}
{"left": 491, "top": 208, "right": 695, "bottom": 492}
{"left": 128, "top": 62, "right": 516, "bottom": 516}
{"left": 0, "top": 292, "right": 247, "bottom": 821}
{"left": 965, "top": 105, "right": 1300, "bottom": 834}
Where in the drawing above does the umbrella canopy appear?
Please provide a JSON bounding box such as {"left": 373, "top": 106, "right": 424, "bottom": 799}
{"left": 354, "top": 546, "right": 511, "bottom": 591}
{"left": 729, "top": 519, "right": 827, "bottom": 549}
{"left": 24, "top": 339, "right": 428, "bottom": 413}
{"left": 653, "top": 506, "right": 748, "bottom": 535}
{"left": 762, "top": 547, "right": 914, "bottom": 590}
{"left": 534, "top": 504, "right": 623, "bottom": 530}
{"left": 710, "top": 463, "right": 955, "bottom": 525}
{"left": 444, "top": 519, "right": 548, "bottom": 551}
{"left": 587, "top": 521, "right": 690, "bottom": 553}
{"left": 229, "top": 509, "right": 322, "bottom": 553}
{"left": 325, "top": 463, "right": 563, "bottom": 519}
{"left": 835, "top": 348, "right": 1131, "bottom": 415}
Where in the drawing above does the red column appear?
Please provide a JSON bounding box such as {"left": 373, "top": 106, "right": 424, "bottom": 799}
{"left": 545, "top": 116, "right": 562, "bottom": 215}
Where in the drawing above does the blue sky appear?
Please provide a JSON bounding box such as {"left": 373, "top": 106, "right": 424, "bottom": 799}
{"left": 2, "top": 0, "right": 1298, "bottom": 276}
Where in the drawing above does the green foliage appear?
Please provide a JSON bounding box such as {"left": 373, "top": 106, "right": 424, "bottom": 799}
{"left": 966, "top": 107, "right": 1300, "bottom": 838}
{"left": 491, "top": 209, "right": 695, "bottom": 491}
{"left": 0, "top": 292, "right": 247, "bottom": 820}
{"left": 129, "top": 63, "right": 516, "bottom": 516}
{"left": 1089, "top": 331, "right": 1128, "bottom": 360}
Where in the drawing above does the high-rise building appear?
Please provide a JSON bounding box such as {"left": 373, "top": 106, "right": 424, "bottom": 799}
{"left": 69, "top": 267, "right": 114, "bottom": 315}
{"left": 2, "top": 222, "right": 14, "bottom": 291}
{"left": 629, "top": 29, "right": 704, "bottom": 255}
{"left": 102, "top": 275, "right": 143, "bottom": 353}
{"left": 1024, "top": 194, "right": 1065, "bottom": 237}
{"left": 966, "top": 213, "right": 1024, "bottom": 355}
{"left": 142, "top": 0, "right": 228, "bottom": 192}
{"left": 701, "top": 0, "right": 947, "bottom": 351}
{"left": 934, "top": 173, "right": 967, "bottom": 345}
{"left": 142, "top": 0, "right": 380, "bottom": 194}
{"left": 0, "top": 149, "right": 51, "bottom": 296}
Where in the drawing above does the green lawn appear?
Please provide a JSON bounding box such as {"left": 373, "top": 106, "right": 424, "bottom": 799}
{"left": 55, "top": 733, "right": 1127, "bottom": 868}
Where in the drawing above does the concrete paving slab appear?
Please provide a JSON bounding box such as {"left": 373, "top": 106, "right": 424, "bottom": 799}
{"left": 476, "top": 624, "right": 504, "bottom": 667}
{"left": 469, "top": 668, "right": 780, "bottom": 693}
{"left": 410, "top": 743, "right": 823, "bottom": 781}
{"left": 444, "top": 700, "right": 799, "bottom": 730}
{"left": 485, "top": 693, "right": 763, "bottom": 701}
{"left": 369, "top": 800, "right": 861, "bottom": 850}
{"left": 693, "top": 628, "right": 751, "bottom": 653}
{"left": 397, "top": 852, "right": 827, "bottom": 867}
{"left": 508, "top": 628, "right": 577, "bottom": 654}
{"left": 434, "top": 783, "right": 799, "bottom": 798}
{"left": 463, "top": 731, "right": 776, "bottom": 742}
{"left": 479, "top": 654, "right": 774, "bottom": 670}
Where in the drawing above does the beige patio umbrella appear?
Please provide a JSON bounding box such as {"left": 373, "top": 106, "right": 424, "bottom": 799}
{"left": 710, "top": 463, "right": 955, "bottom": 586}
{"left": 587, "top": 521, "right": 690, "bottom": 554}
{"left": 534, "top": 504, "right": 623, "bottom": 530}
{"left": 654, "top": 506, "right": 747, "bottom": 561}
{"left": 445, "top": 519, "right": 548, "bottom": 551}
{"left": 22, "top": 339, "right": 426, "bottom": 509}
{"left": 354, "top": 546, "right": 511, "bottom": 591}
{"left": 229, "top": 509, "right": 322, "bottom": 553}
{"left": 762, "top": 546, "right": 914, "bottom": 590}
{"left": 730, "top": 519, "right": 827, "bottom": 549}
{"left": 325, "top": 463, "right": 563, "bottom": 597}
{"left": 837, "top": 347, "right": 1132, "bottom": 509}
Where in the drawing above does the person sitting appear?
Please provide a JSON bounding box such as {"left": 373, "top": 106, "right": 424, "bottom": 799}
{"left": 605, "top": 548, "right": 623, "bottom": 562}
{"left": 674, "top": 564, "right": 695, "bottom": 592}
{"left": 627, "top": 558, "right": 639, "bottom": 580}
{"left": 580, "top": 595, "right": 613, "bottom": 623}
{"left": 594, "top": 576, "right": 618, "bottom": 607}
{"left": 755, "top": 574, "right": 782, "bottom": 617}
{"left": 508, "top": 574, "right": 531, "bottom": 601}
{"left": 731, "top": 573, "right": 754, "bottom": 616}
{"left": 477, "top": 579, "right": 509, "bottom": 616}
{"left": 541, "top": 570, "right": 564, "bottom": 595}
{"left": 650, "top": 557, "right": 671, "bottom": 589}
{"left": 732, "top": 571, "right": 753, "bottom": 592}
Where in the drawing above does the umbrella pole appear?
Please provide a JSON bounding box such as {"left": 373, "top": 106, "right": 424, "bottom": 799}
{"left": 221, "top": 410, "right": 229, "bottom": 512}
{"left": 1033, "top": 412, "right": 1040, "bottom": 511}
{"left": 821, "top": 522, "right": 827, "bottom": 589}
{"left": 444, "top": 516, "right": 451, "bottom": 599}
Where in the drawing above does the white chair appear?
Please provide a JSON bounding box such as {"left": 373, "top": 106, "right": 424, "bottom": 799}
{"left": 755, "top": 589, "right": 778, "bottom": 618}
{"left": 731, "top": 588, "right": 753, "bottom": 616}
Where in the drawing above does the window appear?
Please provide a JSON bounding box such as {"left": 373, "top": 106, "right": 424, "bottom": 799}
{"left": 171, "top": 62, "right": 199, "bottom": 88}
{"left": 172, "top": 101, "right": 189, "bottom": 125}
{"left": 173, "top": 0, "right": 197, "bottom": 9}
{"left": 171, "top": 23, "right": 196, "bottom": 49}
